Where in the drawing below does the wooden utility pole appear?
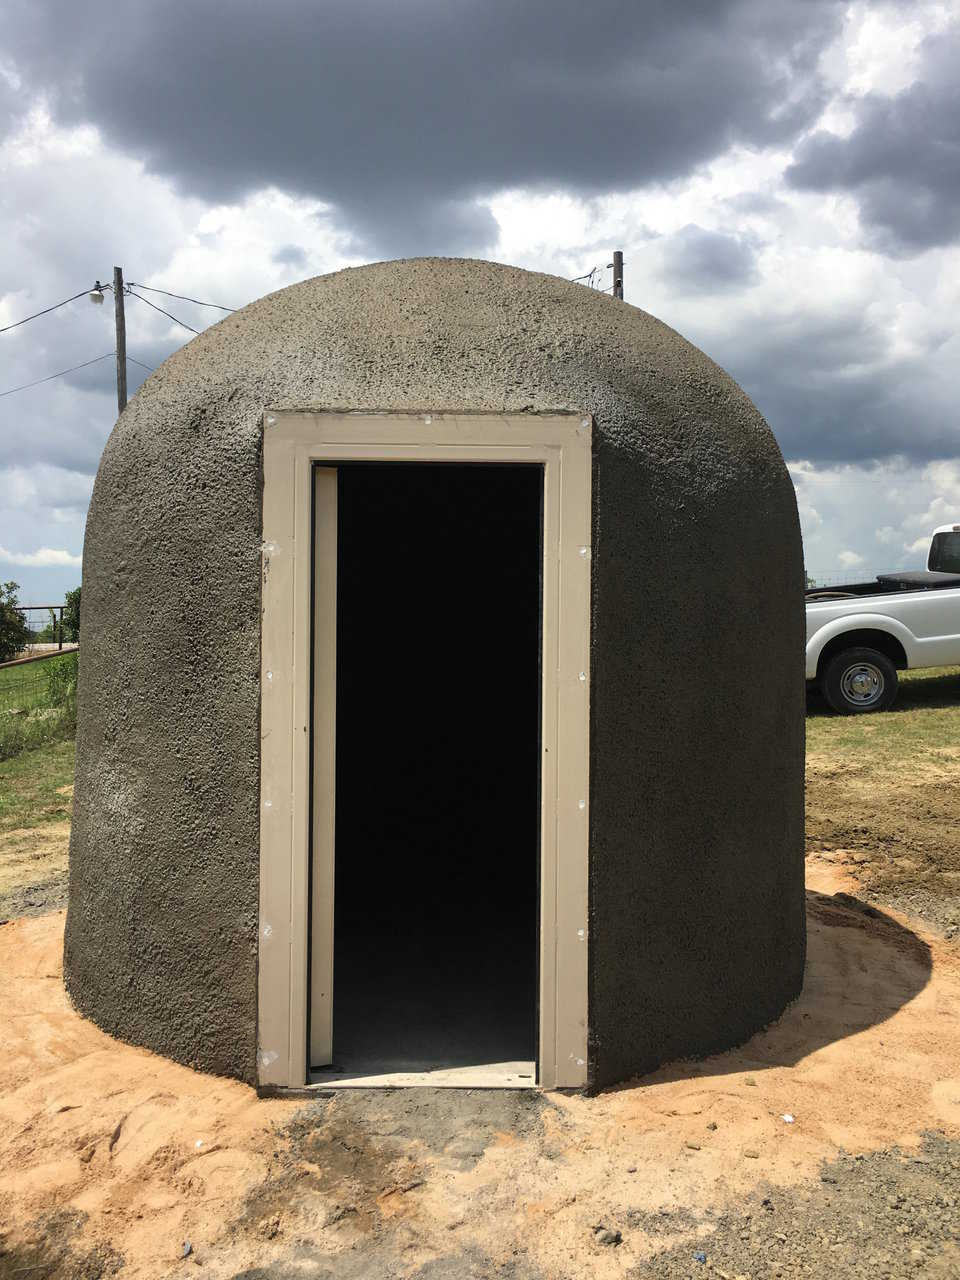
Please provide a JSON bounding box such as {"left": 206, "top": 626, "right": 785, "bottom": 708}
{"left": 113, "top": 265, "right": 127, "bottom": 412}
{"left": 612, "top": 250, "right": 624, "bottom": 300}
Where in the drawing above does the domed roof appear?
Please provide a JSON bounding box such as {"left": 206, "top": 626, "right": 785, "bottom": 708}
{"left": 116, "top": 257, "right": 775, "bottom": 478}
{"left": 67, "top": 256, "right": 804, "bottom": 1090}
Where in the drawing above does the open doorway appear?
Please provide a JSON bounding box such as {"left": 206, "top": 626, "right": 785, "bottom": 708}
{"left": 258, "top": 411, "right": 589, "bottom": 1091}
{"left": 313, "top": 463, "right": 543, "bottom": 1084}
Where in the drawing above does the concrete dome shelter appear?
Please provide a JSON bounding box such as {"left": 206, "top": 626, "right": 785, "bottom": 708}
{"left": 66, "top": 258, "right": 805, "bottom": 1093}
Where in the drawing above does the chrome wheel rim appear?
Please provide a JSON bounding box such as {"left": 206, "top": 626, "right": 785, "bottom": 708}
{"left": 840, "top": 662, "right": 885, "bottom": 707}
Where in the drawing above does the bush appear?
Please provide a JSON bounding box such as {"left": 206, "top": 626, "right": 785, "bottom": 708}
{"left": 42, "top": 650, "right": 78, "bottom": 712}
{"left": 0, "top": 581, "right": 30, "bottom": 663}
{"left": 64, "top": 586, "right": 81, "bottom": 643}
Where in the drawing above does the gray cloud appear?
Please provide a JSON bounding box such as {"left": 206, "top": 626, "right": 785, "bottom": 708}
{"left": 656, "top": 224, "right": 758, "bottom": 293}
{"left": 272, "top": 245, "right": 309, "bottom": 268}
{"left": 723, "top": 191, "right": 788, "bottom": 216}
{"left": 718, "top": 313, "right": 959, "bottom": 465}
{"left": 3, "top": 0, "right": 846, "bottom": 256}
{"left": 786, "top": 27, "right": 960, "bottom": 254}
{"left": 2, "top": 0, "right": 957, "bottom": 607}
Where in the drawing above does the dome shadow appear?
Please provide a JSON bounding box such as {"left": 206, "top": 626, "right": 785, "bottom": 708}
{"left": 622, "top": 890, "right": 932, "bottom": 1088}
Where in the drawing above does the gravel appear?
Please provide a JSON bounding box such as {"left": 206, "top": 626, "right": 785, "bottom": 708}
{"left": 633, "top": 1134, "right": 960, "bottom": 1278}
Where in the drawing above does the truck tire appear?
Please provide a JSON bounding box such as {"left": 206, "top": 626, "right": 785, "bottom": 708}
{"left": 821, "top": 647, "right": 899, "bottom": 714}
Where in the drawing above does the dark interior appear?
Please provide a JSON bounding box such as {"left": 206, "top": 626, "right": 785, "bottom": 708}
{"left": 322, "top": 463, "right": 542, "bottom": 1074}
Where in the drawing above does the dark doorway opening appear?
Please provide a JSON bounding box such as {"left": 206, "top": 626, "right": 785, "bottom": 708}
{"left": 325, "top": 462, "right": 542, "bottom": 1077}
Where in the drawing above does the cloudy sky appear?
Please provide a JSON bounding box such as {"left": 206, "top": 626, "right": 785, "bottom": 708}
{"left": 1, "top": 0, "right": 958, "bottom": 602}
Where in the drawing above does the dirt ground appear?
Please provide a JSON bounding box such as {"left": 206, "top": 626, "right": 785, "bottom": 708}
{"left": 2, "top": 698, "right": 960, "bottom": 1278}
{"left": 0, "top": 776, "right": 72, "bottom": 922}
{"left": 0, "top": 859, "right": 958, "bottom": 1279}
{"left": 806, "top": 749, "right": 960, "bottom": 940}
{"left": 0, "top": 819, "right": 70, "bottom": 919}
{"left": 805, "top": 668, "right": 960, "bottom": 941}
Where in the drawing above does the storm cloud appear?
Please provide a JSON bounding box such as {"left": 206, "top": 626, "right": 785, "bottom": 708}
{"left": 4, "top": 0, "right": 846, "bottom": 255}
{"left": 2, "top": 1, "right": 959, "bottom": 595}
{"left": 655, "top": 224, "right": 758, "bottom": 293}
{"left": 787, "top": 28, "right": 960, "bottom": 255}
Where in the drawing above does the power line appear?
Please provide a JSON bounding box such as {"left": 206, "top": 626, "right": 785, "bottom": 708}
{"left": 0, "top": 352, "right": 114, "bottom": 399}
{"left": 127, "top": 282, "right": 235, "bottom": 312}
{"left": 570, "top": 264, "right": 605, "bottom": 284}
{"left": 0, "top": 288, "right": 99, "bottom": 336}
{"left": 0, "top": 351, "right": 154, "bottom": 400}
{"left": 125, "top": 288, "right": 200, "bottom": 335}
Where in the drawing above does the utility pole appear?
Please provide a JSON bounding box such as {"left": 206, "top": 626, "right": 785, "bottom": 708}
{"left": 113, "top": 266, "right": 127, "bottom": 412}
{"left": 612, "top": 250, "right": 624, "bottom": 300}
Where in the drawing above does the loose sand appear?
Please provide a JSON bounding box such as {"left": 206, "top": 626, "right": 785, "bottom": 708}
{"left": 1, "top": 859, "right": 958, "bottom": 1278}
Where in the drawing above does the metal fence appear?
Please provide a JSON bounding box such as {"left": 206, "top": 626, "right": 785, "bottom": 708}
{"left": 17, "top": 604, "right": 74, "bottom": 654}
{"left": 0, "top": 671, "right": 51, "bottom": 714}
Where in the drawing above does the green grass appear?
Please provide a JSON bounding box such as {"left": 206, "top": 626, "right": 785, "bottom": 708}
{"left": 807, "top": 665, "right": 960, "bottom": 761}
{"left": 0, "top": 668, "right": 51, "bottom": 712}
{"left": 0, "top": 736, "right": 75, "bottom": 835}
{"left": 0, "top": 652, "right": 78, "bottom": 761}
{"left": 0, "top": 652, "right": 75, "bottom": 702}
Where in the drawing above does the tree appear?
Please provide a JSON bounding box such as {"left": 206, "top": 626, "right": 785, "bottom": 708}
{"left": 0, "top": 582, "right": 30, "bottom": 663}
{"left": 64, "top": 586, "right": 81, "bottom": 642}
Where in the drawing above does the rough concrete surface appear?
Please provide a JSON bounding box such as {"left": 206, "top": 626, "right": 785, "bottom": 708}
{"left": 65, "top": 257, "right": 805, "bottom": 1085}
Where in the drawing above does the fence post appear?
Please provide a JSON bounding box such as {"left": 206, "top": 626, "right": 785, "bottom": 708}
{"left": 58, "top": 606, "right": 64, "bottom": 651}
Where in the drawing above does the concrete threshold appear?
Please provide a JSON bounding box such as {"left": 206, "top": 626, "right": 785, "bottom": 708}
{"left": 307, "top": 1060, "right": 537, "bottom": 1089}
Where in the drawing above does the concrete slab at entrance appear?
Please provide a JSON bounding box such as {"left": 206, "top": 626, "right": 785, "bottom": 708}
{"left": 309, "top": 1062, "right": 537, "bottom": 1089}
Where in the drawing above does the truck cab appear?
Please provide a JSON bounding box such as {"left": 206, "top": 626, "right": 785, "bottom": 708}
{"left": 928, "top": 524, "right": 960, "bottom": 574}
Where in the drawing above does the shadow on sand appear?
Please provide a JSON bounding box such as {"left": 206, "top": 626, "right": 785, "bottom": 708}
{"left": 628, "top": 889, "right": 932, "bottom": 1088}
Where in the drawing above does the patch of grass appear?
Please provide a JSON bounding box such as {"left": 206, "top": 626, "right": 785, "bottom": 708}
{"left": 0, "top": 668, "right": 49, "bottom": 711}
{"left": 0, "top": 737, "right": 75, "bottom": 835}
{"left": 0, "top": 653, "right": 77, "bottom": 761}
{"left": 0, "top": 652, "right": 76, "bottom": 700}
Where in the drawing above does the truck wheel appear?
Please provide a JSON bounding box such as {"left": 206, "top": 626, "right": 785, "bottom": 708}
{"left": 821, "top": 647, "right": 899, "bottom": 714}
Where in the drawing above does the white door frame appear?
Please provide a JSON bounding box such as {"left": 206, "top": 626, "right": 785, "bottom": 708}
{"left": 258, "top": 411, "right": 591, "bottom": 1089}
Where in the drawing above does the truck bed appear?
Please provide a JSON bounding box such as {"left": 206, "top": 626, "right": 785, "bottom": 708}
{"left": 806, "top": 570, "right": 960, "bottom": 601}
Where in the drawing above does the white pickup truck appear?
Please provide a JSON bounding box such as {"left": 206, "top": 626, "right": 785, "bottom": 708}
{"left": 806, "top": 523, "right": 960, "bottom": 713}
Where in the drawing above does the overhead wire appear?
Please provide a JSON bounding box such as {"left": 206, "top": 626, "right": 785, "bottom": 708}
{"left": 0, "top": 288, "right": 99, "bottom": 336}
{"left": 570, "top": 264, "right": 604, "bottom": 284}
{"left": 124, "top": 288, "right": 200, "bottom": 335}
{"left": 126, "top": 282, "right": 235, "bottom": 312}
{"left": 0, "top": 276, "right": 207, "bottom": 399}
{"left": 0, "top": 352, "right": 114, "bottom": 399}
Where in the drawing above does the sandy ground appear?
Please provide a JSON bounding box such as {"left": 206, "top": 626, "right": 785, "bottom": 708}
{"left": 0, "top": 820, "right": 70, "bottom": 921}
{"left": 0, "top": 783, "right": 72, "bottom": 922}
{"left": 1, "top": 857, "right": 958, "bottom": 1279}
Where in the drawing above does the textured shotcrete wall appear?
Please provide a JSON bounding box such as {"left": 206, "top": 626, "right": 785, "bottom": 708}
{"left": 65, "top": 257, "right": 805, "bottom": 1087}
